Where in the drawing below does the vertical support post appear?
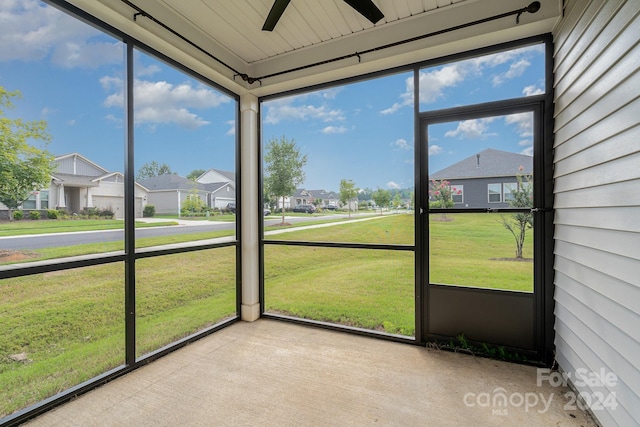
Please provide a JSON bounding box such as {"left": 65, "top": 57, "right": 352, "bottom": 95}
{"left": 124, "top": 42, "right": 136, "bottom": 364}
{"left": 240, "top": 93, "right": 260, "bottom": 321}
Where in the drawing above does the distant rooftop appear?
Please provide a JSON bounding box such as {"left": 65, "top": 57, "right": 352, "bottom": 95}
{"left": 430, "top": 149, "right": 533, "bottom": 180}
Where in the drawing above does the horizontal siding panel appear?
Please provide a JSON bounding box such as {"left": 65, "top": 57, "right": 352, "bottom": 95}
{"left": 555, "top": 260, "right": 640, "bottom": 317}
{"left": 554, "top": 225, "right": 640, "bottom": 261}
{"left": 554, "top": 73, "right": 640, "bottom": 147}
{"left": 554, "top": 96, "right": 640, "bottom": 160}
{"left": 554, "top": 295, "right": 640, "bottom": 404}
{"left": 554, "top": 179, "right": 640, "bottom": 209}
{"left": 553, "top": 335, "right": 618, "bottom": 427}
{"left": 552, "top": 0, "right": 590, "bottom": 57}
{"left": 553, "top": 0, "right": 620, "bottom": 75}
{"left": 554, "top": 124, "right": 640, "bottom": 178}
{"left": 553, "top": 317, "right": 638, "bottom": 425}
{"left": 554, "top": 207, "right": 640, "bottom": 232}
{"left": 555, "top": 0, "right": 638, "bottom": 101}
{"left": 554, "top": 152, "right": 640, "bottom": 192}
{"left": 554, "top": 240, "right": 640, "bottom": 285}
{"left": 555, "top": 278, "right": 640, "bottom": 349}
{"left": 555, "top": 36, "right": 640, "bottom": 127}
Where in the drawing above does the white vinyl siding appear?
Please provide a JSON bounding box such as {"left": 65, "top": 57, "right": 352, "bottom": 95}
{"left": 552, "top": 1, "right": 640, "bottom": 426}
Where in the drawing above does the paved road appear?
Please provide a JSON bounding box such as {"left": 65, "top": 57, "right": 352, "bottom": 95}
{"left": 0, "top": 214, "right": 368, "bottom": 250}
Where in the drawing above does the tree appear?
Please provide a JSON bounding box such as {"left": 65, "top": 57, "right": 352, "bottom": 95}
{"left": 264, "top": 136, "right": 308, "bottom": 224}
{"left": 187, "top": 169, "right": 206, "bottom": 181}
{"left": 429, "top": 179, "right": 458, "bottom": 220}
{"left": 372, "top": 188, "right": 391, "bottom": 215}
{"left": 181, "top": 187, "right": 206, "bottom": 217}
{"left": 136, "top": 161, "right": 172, "bottom": 180}
{"left": 392, "top": 193, "right": 402, "bottom": 211}
{"left": 0, "top": 87, "right": 54, "bottom": 221}
{"left": 500, "top": 170, "right": 533, "bottom": 259}
{"left": 428, "top": 179, "right": 455, "bottom": 209}
{"left": 339, "top": 179, "right": 358, "bottom": 218}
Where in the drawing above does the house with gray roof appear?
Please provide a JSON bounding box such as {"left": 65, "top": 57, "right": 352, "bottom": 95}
{"left": 293, "top": 188, "right": 342, "bottom": 209}
{"left": 0, "top": 153, "right": 149, "bottom": 219}
{"left": 429, "top": 148, "right": 533, "bottom": 209}
{"left": 139, "top": 170, "right": 235, "bottom": 215}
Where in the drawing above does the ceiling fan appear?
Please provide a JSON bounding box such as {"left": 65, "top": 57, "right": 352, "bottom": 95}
{"left": 262, "top": 0, "right": 384, "bottom": 31}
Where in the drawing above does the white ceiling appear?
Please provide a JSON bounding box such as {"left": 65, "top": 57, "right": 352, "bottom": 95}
{"left": 70, "top": 0, "right": 561, "bottom": 96}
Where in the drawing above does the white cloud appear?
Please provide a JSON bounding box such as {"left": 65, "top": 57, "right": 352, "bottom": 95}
{"left": 492, "top": 59, "right": 530, "bottom": 86}
{"left": 322, "top": 125, "right": 348, "bottom": 134}
{"left": 382, "top": 44, "right": 543, "bottom": 113}
{"left": 136, "top": 63, "right": 161, "bottom": 77}
{"left": 392, "top": 138, "right": 411, "bottom": 151}
{"left": 521, "top": 146, "right": 534, "bottom": 156}
{"left": 387, "top": 181, "right": 400, "bottom": 190}
{"left": 522, "top": 85, "right": 544, "bottom": 96}
{"left": 444, "top": 118, "right": 496, "bottom": 139}
{"left": 226, "top": 120, "right": 236, "bottom": 136}
{"left": 380, "top": 102, "right": 405, "bottom": 115}
{"left": 518, "top": 139, "right": 532, "bottom": 146}
{"left": 101, "top": 77, "right": 230, "bottom": 129}
{"left": 264, "top": 96, "right": 345, "bottom": 124}
{"left": 504, "top": 113, "right": 533, "bottom": 138}
{"left": 428, "top": 144, "right": 443, "bottom": 155}
{"left": 0, "top": 0, "right": 122, "bottom": 68}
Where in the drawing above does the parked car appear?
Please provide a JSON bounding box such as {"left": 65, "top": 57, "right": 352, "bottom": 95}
{"left": 263, "top": 208, "right": 271, "bottom": 216}
{"left": 292, "top": 204, "right": 316, "bottom": 213}
{"left": 324, "top": 205, "right": 337, "bottom": 211}
{"left": 226, "top": 202, "right": 236, "bottom": 213}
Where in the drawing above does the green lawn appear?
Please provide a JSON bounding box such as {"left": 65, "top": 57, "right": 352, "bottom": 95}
{"left": 0, "top": 248, "right": 236, "bottom": 418}
{"left": 0, "top": 219, "right": 177, "bottom": 237}
{"left": 264, "top": 213, "right": 533, "bottom": 337}
{"left": 0, "top": 212, "right": 534, "bottom": 417}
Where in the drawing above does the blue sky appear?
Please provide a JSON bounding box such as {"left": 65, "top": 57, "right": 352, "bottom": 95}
{"left": 1, "top": 0, "right": 544, "bottom": 192}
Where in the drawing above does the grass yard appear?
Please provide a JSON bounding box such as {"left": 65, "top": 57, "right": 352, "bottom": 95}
{"left": 0, "top": 211, "right": 534, "bottom": 418}
{"left": 265, "top": 213, "right": 533, "bottom": 336}
{"left": 0, "top": 248, "right": 236, "bottom": 418}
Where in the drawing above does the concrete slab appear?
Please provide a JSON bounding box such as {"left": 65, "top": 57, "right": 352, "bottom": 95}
{"left": 25, "top": 320, "right": 596, "bottom": 426}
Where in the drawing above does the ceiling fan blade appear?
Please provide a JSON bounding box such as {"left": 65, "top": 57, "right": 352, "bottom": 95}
{"left": 262, "top": 0, "right": 291, "bottom": 31}
{"left": 343, "top": 0, "right": 384, "bottom": 25}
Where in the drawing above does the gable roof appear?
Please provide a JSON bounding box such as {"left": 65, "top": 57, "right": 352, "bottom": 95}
{"left": 429, "top": 149, "right": 533, "bottom": 180}
{"left": 294, "top": 189, "right": 338, "bottom": 199}
{"left": 138, "top": 174, "right": 208, "bottom": 192}
{"left": 196, "top": 169, "right": 235, "bottom": 185}
{"left": 53, "top": 153, "right": 109, "bottom": 176}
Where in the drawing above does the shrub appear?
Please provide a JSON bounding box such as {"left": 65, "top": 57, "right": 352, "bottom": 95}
{"left": 143, "top": 205, "right": 156, "bottom": 218}
{"left": 12, "top": 210, "right": 23, "bottom": 220}
{"left": 47, "top": 209, "right": 59, "bottom": 219}
{"left": 29, "top": 210, "right": 41, "bottom": 220}
{"left": 99, "top": 208, "right": 114, "bottom": 218}
{"left": 83, "top": 207, "right": 100, "bottom": 217}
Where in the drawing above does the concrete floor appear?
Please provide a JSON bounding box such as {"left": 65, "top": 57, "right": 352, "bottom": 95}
{"left": 26, "top": 320, "right": 595, "bottom": 426}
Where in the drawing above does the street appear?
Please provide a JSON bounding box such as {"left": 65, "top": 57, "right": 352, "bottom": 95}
{"left": 0, "top": 213, "right": 371, "bottom": 250}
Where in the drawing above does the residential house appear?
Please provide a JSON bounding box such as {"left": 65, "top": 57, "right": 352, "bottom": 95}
{"left": 293, "top": 189, "right": 341, "bottom": 209}
{"left": 139, "top": 172, "right": 235, "bottom": 215}
{"left": 1, "top": 153, "right": 148, "bottom": 219}
{"left": 429, "top": 149, "right": 533, "bottom": 209}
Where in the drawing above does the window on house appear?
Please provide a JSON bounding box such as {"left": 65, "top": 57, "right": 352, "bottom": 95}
{"left": 22, "top": 193, "right": 37, "bottom": 209}
{"left": 40, "top": 190, "right": 49, "bottom": 209}
{"left": 503, "top": 182, "right": 517, "bottom": 202}
{"left": 488, "top": 184, "right": 502, "bottom": 203}
{"left": 451, "top": 185, "right": 463, "bottom": 203}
